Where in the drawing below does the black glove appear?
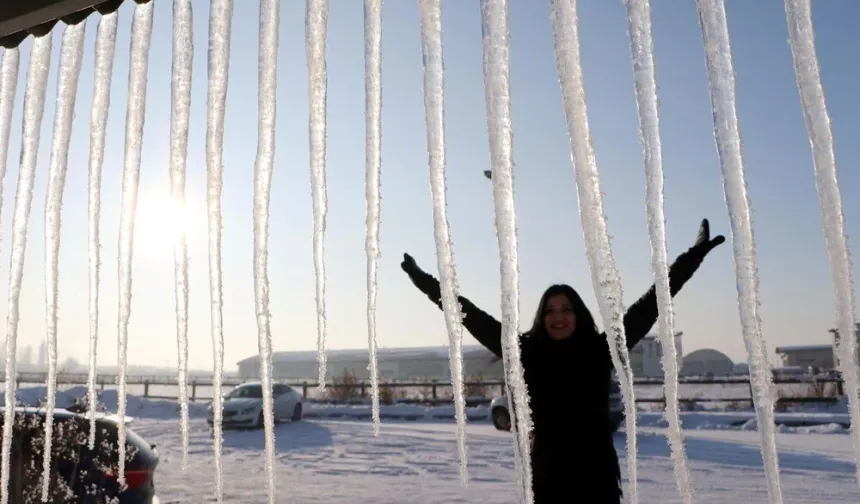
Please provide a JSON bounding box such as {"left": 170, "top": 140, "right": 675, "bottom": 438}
{"left": 401, "top": 253, "right": 442, "bottom": 306}
{"left": 690, "top": 219, "right": 725, "bottom": 258}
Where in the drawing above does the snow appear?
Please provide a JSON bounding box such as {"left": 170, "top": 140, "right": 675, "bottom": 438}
{"left": 783, "top": 0, "right": 860, "bottom": 482}
{"left": 622, "top": 0, "right": 694, "bottom": 501}
{"left": 479, "top": 0, "right": 533, "bottom": 501}
{"left": 363, "top": 0, "right": 383, "bottom": 437}
{"left": 11, "top": 386, "right": 844, "bottom": 504}
{"left": 696, "top": 1, "right": 782, "bottom": 502}
{"left": 418, "top": 0, "right": 469, "bottom": 485}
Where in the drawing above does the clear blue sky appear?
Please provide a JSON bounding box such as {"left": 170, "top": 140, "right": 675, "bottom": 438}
{"left": 0, "top": 0, "right": 858, "bottom": 372}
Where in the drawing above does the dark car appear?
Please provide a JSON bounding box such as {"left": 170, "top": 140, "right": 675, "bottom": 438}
{"left": 0, "top": 406, "right": 159, "bottom": 503}
{"left": 490, "top": 373, "right": 626, "bottom": 433}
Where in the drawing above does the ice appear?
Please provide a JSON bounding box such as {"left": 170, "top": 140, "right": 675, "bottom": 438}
{"left": 695, "top": 1, "right": 782, "bottom": 502}
{"left": 0, "top": 48, "right": 18, "bottom": 257}
{"left": 253, "top": 0, "right": 281, "bottom": 501}
{"left": 622, "top": 0, "right": 694, "bottom": 501}
{"left": 363, "top": 0, "right": 383, "bottom": 436}
{"left": 40, "top": 20, "right": 87, "bottom": 501}
{"left": 478, "top": 1, "right": 533, "bottom": 502}
{"left": 417, "top": 0, "right": 470, "bottom": 485}
{"left": 206, "top": 0, "right": 234, "bottom": 501}
{"left": 549, "top": 1, "right": 640, "bottom": 502}
{"left": 117, "top": 1, "right": 155, "bottom": 488}
{"left": 170, "top": 0, "right": 194, "bottom": 470}
{"left": 783, "top": 0, "right": 860, "bottom": 481}
{"left": 0, "top": 35, "right": 52, "bottom": 504}
{"left": 306, "top": 0, "right": 330, "bottom": 390}
{"left": 87, "top": 10, "right": 119, "bottom": 450}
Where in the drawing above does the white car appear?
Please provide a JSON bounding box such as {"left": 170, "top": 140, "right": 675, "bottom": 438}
{"left": 490, "top": 375, "right": 625, "bottom": 433}
{"left": 207, "top": 381, "right": 304, "bottom": 429}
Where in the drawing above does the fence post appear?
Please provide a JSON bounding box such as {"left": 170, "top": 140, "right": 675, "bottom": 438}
{"left": 302, "top": 381, "right": 308, "bottom": 398}
{"left": 432, "top": 380, "right": 438, "bottom": 400}
{"left": 143, "top": 381, "right": 149, "bottom": 399}
{"left": 191, "top": 380, "right": 197, "bottom": 401}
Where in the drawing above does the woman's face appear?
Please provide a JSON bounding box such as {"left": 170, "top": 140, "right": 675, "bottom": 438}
{"left": 543, "top": 294, "right": 577, "bottom": 340}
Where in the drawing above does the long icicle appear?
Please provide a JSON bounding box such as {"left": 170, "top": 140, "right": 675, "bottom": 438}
{"left": 0, "top": 48, "right": 19, "bottom": 267}
{"left": 0, "top": 36, "right": 52, "bottom": 504}
{"left": 783, "top": 0, "right": 860, "bottom": 482}
{"left": 306, "top": 0, "right": 330, "bottom": 391}
{"left": 695, "top": 1, "right": 782, "bottom": 503}
{"left": 417, "top": 0, "right": 469, "bottom": 486}
{"left": 170, "top": 0, "right": 194, "bottom": 470}
{"left": 549, "top": 1, "right": 640, "bottom": 502}
{"left": 479, "top": 1, "right": 532, "bottom": 502}
{"left": 363, "top": 0, "right": 384, "bottom": 436}
{"left": 622, "top": 1, "right": 694, "bottom": 502}
{"left": 87, "top": 10, "right": 119, "bottom": 450}
{"left": 206, "top": 0, "right": 234, "bottom": 501}
{"left": 41, "top": 20, "right": 87, "bottom": 502}
{"left": 117, "top": 1, "right": 155, "bottom": 488}
{"left": 254, "top": 0, "right": 281, "bottom": 502}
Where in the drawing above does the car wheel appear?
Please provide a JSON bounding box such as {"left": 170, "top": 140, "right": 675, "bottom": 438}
{"left": 291, "top": 403, "right": 303, "bottom": 422}
{"left": 492, "top": 407, "right": 511, "bottom": 432}
{"left": 256, "top": 411, "right": 265, "bottom": 430}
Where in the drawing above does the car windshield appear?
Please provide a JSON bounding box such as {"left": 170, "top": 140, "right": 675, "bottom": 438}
{"left": 227, "top": 385, "right": 263, "bottom": 399}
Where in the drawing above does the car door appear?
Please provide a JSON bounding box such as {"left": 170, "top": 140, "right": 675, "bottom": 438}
{"left": 272, "top": 384, "right": 289, "bottom": 419}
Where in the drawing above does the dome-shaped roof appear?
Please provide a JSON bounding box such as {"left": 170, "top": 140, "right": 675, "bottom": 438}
{"left": 681, "top": 348, "right": 735, "bottom": 376}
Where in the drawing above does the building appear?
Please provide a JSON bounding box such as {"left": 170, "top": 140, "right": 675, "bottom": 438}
{"left": 775, "top": 344, "right": 834, "bottom": 371}
{"left": 236, "top": 346, "right": 505, "bottom": 382}
{"left": 680, "top": 349, "right": 734, "bottom": 377}
{"left": 628, "top": 333, "right": 683, "bottom": 378}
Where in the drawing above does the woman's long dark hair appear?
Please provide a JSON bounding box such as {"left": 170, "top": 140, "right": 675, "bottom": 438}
{"left": 489, "top": 284, "right": 599, "bottom": 364}
{"left": 528, "top": 284, "right": 598, "bottom": 339}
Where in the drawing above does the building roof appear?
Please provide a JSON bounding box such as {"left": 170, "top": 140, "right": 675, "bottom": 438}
{"left": 682, "top": 348, "right": 733, "bottom": 364}
{"left": 775, "top": 344, "right": 833, "bottom": 354}
{"left": 237, "top": 345, "right": 495, "bottom": 367}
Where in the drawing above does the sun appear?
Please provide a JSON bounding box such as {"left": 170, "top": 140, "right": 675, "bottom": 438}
{"left": 134, "top": 189, "right": 193, "bottom": 260}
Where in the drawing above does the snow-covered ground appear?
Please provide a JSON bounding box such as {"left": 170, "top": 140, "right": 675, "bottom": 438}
{"left": 5, "top": 386, "right": 859, "bottom": 502}
{"left": 135, "top": 418, "right": 859, "bottom": 503}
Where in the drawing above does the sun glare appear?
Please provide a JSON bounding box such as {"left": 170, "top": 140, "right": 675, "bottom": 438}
{"left": 134, "top": 190, "right": 193, "bottom": 259}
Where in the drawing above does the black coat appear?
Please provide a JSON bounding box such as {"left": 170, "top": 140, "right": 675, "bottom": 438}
{"left": 407, "top": 246, "right": 708, "bottom": 503}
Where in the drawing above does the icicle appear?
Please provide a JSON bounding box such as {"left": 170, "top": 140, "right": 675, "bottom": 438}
{"left": 206, "top": 0, "right": 234, "bottom": 501}
{"left": 87, "top": 9, "right": 119, "bottom": 451}
{"left": 783, "top": 0, "right": 860, "bottom": 482}
{"left": 549, "top": 1, "right": 640, "bottom": 503}
{"left": 254, "top": 0, "right": 280, "bottom": 502}
{"left": 695, "top": 1, "right": 782, "bottom": 503}
{"left": 622, "top": 0, "right": 694, "bottom": 502}
{"left": 417, "top": 0, "right": 469, "bottom": 486}
{"left": 0, "top": 48, "right": 19, "bottom": 256}
{"left": 0, "top": 35, "right": 52, "bottom": 504}
{"left": 170, "top": 0, "right": 194, "bottom": 471}
{"left": 306, "top": 0, "right": 330, "bottom": 390}
{"left": 117, "top": 1, "right": 155, "bottom": 489}
{"left": 41, "top": 20, "right": 87, "bottom": 502}
{"left": 363, "top": 0, "right": 383, "bottom": 436}
{"left": 478, "top": 1, "right": 532, "bottom": 502}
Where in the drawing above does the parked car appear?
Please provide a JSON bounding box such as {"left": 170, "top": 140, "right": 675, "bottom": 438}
{"left": 207, "top": 381, "right": 304, "bottom": 430}
{"left": 0, "top": 406, "right": 159, "bottom": 503}
{"left": 490, "top": 374, "right": 626, "bottom": 433}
